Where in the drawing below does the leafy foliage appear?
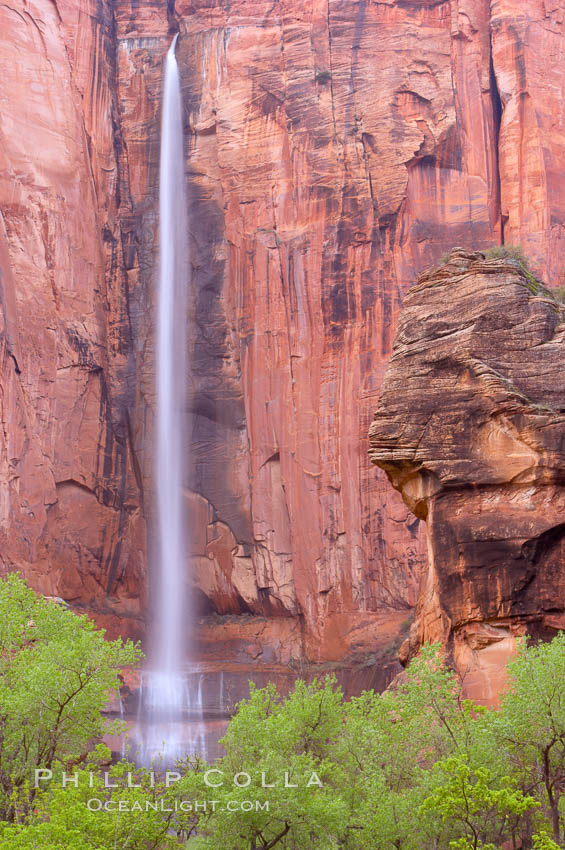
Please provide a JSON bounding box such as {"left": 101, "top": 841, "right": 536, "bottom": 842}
{"left": 0, "top": 750, "right": 207, "bottom": 850}
{"left": 174, "top": 640, "right": 565, "bottom": 850}
{"left": 497, "top": 633, "right": 565, "bottom": 844}
{"left": 0, "top": 574, "right": 141, "bottom": 820}
{"left": 1, "top": 575, "right": 565, "bottom": 849}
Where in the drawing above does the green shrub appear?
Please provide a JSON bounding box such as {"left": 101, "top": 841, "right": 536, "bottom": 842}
{"left": 483, "top": 244, "right": 551, "bottom": 296}
{"left": 483, "top": 243, "right": 532, "bottom": 268}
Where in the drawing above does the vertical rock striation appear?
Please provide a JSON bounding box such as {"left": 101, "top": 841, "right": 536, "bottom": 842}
{"left": 0, "top": 0, "right": 146, "bottom": 639}
{"left": 2, "top": 1, "right": 565, "bottom": 670}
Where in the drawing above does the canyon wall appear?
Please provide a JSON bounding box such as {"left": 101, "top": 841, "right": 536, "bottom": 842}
{"left": 0, "top": 0, "right": 146, "bottom": 640}
{"left": 1, "top": 0, "right": 565, "bottom": 668}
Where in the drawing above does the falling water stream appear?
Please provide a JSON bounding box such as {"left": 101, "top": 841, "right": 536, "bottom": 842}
{"left": 114, "top": 32, "right": 367, "bottom": 768}
{"left": 136, "top": 33, "right": 207, "bottom": 765}
{"left": 155, "top": 31, "right": 187, "bottom": 687}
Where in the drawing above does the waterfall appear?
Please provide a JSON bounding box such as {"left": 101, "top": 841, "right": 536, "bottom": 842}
{"left": 136, "top": 33, "right": 201, "bottom": 766}
{"left": 155, "top": 32, "right": 188, "bottom": 679}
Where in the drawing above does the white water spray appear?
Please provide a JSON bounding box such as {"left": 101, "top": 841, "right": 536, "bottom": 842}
{"left": 155, "top": 32, "right": 188, "bottom": 679}
{"left": 136, "top": 33, "right": 205, "bottom": 765}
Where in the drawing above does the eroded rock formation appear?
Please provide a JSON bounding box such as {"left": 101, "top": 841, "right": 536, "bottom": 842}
{"left": 2, "top": 0, "right": 565, "bottom": 672}
{"left": 369, "top": 248, "right": 565, "bottom": 700}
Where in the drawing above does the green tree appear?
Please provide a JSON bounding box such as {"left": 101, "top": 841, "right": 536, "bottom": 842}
{"left": 498, "top": 633, "right": 565, "bottom": 845}
{"left": 420, "top": 756, "right": 537, "bottom": 850}
{"left": 343, "top": 644, "right": 464, "bottom": 849}
{"left": 2, "top": 600, "right": 564, "bottom": 850}
{"left": 0, "top": 573, "right": 141, "bottom": 820}
{"left": 181, "top": 676, "right": 354, "bottom": 849}
{"left": 0, "top": 749, "right": 206, "bottom": 849}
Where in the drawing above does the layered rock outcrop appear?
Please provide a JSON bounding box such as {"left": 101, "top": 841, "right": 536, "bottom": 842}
{"left": 2, "top": 0, "right": 565, "bottom": 672}
{"left": 369, "top": 248, "right": 565, "bottom": 700}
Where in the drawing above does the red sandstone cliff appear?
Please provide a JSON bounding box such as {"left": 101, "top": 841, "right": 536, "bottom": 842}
{"left": 0, "top": 0, "right": 146, "bottom": 640}
{"left": 1, "top": 1, "right": 565, "bottom": 669}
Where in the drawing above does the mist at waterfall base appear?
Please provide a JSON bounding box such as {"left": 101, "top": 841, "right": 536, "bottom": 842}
{"left": 134, "top": 34, "right": 208, "bottom": 767}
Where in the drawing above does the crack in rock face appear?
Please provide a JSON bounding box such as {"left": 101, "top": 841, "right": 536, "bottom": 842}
{"left": 369, "top": 247, "right": 565, "bottom": 703}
